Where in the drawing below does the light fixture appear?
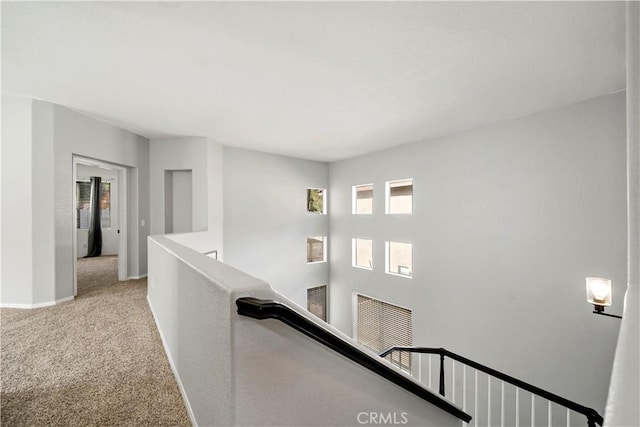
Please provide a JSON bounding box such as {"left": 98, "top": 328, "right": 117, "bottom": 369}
{"left": 586, "top": 277, "right": 622, "bottom": 319}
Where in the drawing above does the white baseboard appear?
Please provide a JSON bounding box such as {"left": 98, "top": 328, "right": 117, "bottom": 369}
{"left": 146, "top": 295, "right": 198, "bottom": 427}
{"left": 1, "top": 295, "right": 74, "bottom": 309}
{"left": 128, "top": 274, "right": 148, "bottom": 280}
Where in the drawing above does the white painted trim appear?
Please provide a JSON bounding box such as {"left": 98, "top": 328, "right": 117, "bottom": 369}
{"left": 146, "top": 295, "right": 198, "bottom": 427}
{"left": 127, "top": 274, "right": 147, "bottom": 280}
{"left": 1, "top": 295, "right": 74, "bottom": 309}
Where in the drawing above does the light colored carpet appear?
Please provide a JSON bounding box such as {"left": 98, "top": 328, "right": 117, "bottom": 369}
{"left": 0, "top": 256, "right": 191, "bottom": 426}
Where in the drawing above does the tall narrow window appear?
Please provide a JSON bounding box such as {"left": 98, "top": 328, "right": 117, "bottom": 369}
{"left": 386, "top": 179, "right": 413, "bottom": 214}
{"left": 353, "top": 184, "right": 373, "bottom": 214}
{"left": 355, "top": 293, "right": 412, "bottom": 370}
{"left": 76, "top": 181, "right": 91, "bottom": 229}
{"left": 307, "top": 285, "right": 328, "bottom": 321}
{"left": 386, "top": 241, "right": 413, "bottom": 278}
{"left": 307, "top": 236, "right": 326, "bottom": 263}
{"left": 352, "top": 238, "right": 373, "bottom": 270}
{"left": 307, "top": 188, "right": 326, "bottom": 214}
{"left": 100, "top": 182, "right": 111, "bottom": 228}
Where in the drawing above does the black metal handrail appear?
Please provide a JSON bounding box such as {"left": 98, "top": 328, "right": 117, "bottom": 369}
{"left": 236, "top": 298, "right": 471, "bottom": 423}
{"left": 380, "top": 346, "right": 603, "bottom": 427}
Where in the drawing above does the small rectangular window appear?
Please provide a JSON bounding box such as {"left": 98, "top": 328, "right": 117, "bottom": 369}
{"left": 307, "top": 285, "right": 328, "bottom": 321}
{"left": 307, "top": 236, "right": 327, "bottom": 263}
{"left": 386, "top": 241, "right": 413, "bottom": 278}
{"left": 352, "top": 238, "right": 373, "bottom": 270}
{"left": 353, "top": 184, "right": 373, "bottom": 215}
{"left": 386, "top": 179, "right": 413, "bottom": 214}
{"left": 307, "top": 188, "right": 326, "bottom": 214}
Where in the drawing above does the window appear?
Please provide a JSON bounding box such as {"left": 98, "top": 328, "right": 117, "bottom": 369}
{"left": 386, "top": 241, "right": 412, "bottom": 278}
{"left": 386, "top": 179, "right": 413, "bottom": 214}
{"left": 307, "top": 285, "right": 328, "bottom": 321}
{"left": 307, "top": 188, "right": 326, "bottom": 214}
{"left": 76, "top": 181, "right": 91, "bottom": 229}
{"left": 352, "top": 238, "right": 373, "bottom": 270}
{"left": 353, "top": 184, "right": 373, "bottom": 214}
{"left": 307, "top": 236, "right": 326, "bottom": 263}
{"left": 101, "top": 182, "right": 111, "bottom": 228}
{"left": 355, "top": 293, "right": 412, "bottom": 370}
{"left": 76, "top": 180, "right": 111, "bottom": 229}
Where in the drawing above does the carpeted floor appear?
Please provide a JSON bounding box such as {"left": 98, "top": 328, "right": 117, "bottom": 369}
{"left": 0, "top": 256, "right": 191, "bottom": 426}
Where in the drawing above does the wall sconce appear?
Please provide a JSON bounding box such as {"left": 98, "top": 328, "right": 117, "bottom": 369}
{"left": 586, "top": 277, "right": 622, "bottom": 319}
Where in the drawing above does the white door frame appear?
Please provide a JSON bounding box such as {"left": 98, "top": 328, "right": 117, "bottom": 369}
{"left": 72, "top": 156, "right": 128, "bottom": 295}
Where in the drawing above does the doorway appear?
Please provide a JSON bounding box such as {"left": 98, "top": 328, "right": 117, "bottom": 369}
{"left": 72, "top": 156, "right": 128, "bottom": 296}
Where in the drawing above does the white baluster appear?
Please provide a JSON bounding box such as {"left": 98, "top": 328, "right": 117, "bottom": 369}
{"left": 474, "top": 370, "right": 478, "bottom": 427}
{"left": 566, "top": 408, "right": 570, "bottom": 427}
{"left": 488, "top": 376, "right": 492, "bottom": 427}
{"left": 463, "top": 365, "right": 467, "bottom": 412}
{"left": 548, "top": 401, "right": 552, "bottom": 427}
{"left": 452, "top": 361, "right": 456, "bottom": 403}
{"left": 418, "top": 353, "right": 422, "bottom": 383}
{"left": 501, "top": 381, "right": 505, "bottom": 427}
{"left": 515, "top": 388, "right": 520, "bottom": 427}
{"left": 532, "top": 395, "right": 536, "bottom": 427}
{"left": 428, "top": 354, "right": 432, "bottom": 389}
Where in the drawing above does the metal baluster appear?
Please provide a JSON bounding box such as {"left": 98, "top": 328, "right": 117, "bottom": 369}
{"left": 418, "top": 353, "right": 422, "bottom": 383}
{"left": 566, "top": 408, "right": 570, "bottom": 427}
{"left": 531, "top": 394, "right": 536, "bottom": 427}
{"left": 439, "top": 354, "right": 446, "bottom": 397}
{"left": 474, "top": 369, "right": 478, "bottom": 427}
{"left": 515, "top": 388, "right": 520, "bottom": 427}
{"left": 488, "top": 376, "right": 492, "bottom": 427}
{"left": 452, "top": 361, "right": 456, "bottom": 403}
{"left": 548, "top": 401, "right": 552, "bottom": 427}
{"left": 501, "top": 381, "right": 505, "bottom": 427}
{"left": 428, "top": 354, "right": 432, "bottom": 389}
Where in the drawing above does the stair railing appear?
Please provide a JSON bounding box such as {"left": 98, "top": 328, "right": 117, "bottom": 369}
{"left": 236, "top": 298, "right": 471, "bottom": 423}
{"left": 379, "top": 347, "right": 603, "bottom": 427}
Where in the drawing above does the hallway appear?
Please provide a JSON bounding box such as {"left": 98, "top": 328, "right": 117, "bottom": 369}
{"left": 0, "top": 257, "right": 190, "bottom": 426}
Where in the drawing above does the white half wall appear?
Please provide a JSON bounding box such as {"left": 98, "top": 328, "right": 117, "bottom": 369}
{"left": 329, "top": 92, "right": 627, "bottom": 416}
{"left": 147, "top": 235, "right": 464, "bottom": 427}
{"left": 222, "top": 147, "right": 329, "bottom": 310}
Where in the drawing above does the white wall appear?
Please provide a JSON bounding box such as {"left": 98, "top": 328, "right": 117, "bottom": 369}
{"left": 50, "top": 104, "right": 150, "bottom": 299}
{"left": 604, "top": 2, "right": 640, "bottom": 425}
{"left": 1, "top": 95, "right": 34, "bottom": 304}
{"left": 222, "top": 147, "right": 329, "bottom": 309}
{"left": 148, "top": 235, "right": 463, "bottom": 427}
{"left": 149, "top": 137, "right": 224, "bottom": 258}
{"left": 76, "top": 164, "right": 119, "bottom": 257}
{"left": 150, "top": 138, "right": 208, "bottom": 235}
{"left": 1, "top": 97, "right": 150, "bottom": 306}
{"left": 329, "top": 93, "right": 627, "bottom": 415}
{"left": 171, "top": 170, "right": 193, "bottom": 234}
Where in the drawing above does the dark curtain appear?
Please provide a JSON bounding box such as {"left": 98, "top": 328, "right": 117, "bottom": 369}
{"left": 86, "top": 176, "right": 102, "bottom": 258}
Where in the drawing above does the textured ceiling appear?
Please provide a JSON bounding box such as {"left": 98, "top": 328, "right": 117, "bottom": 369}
{"left": 2, "top": 1, "right": 626, "bottom": 162}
